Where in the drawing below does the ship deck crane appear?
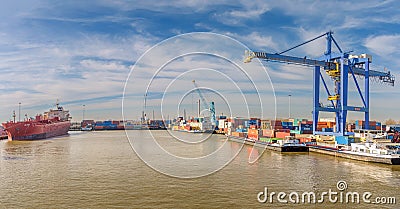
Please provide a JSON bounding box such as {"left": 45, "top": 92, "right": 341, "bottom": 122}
{"left": 192, "top": 80, "right": 216, "bottom": 126}
{"left": 244, "top": 31, "right": 395, "bottom": 136}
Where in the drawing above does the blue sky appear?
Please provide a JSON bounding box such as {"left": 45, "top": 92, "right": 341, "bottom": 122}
{"left": 1, "top": 0, "right": 399, "bottom": 122}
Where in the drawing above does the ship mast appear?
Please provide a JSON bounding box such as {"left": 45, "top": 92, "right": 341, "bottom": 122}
{"left": 12, "top": 110, "right": 16, "bottom": 123}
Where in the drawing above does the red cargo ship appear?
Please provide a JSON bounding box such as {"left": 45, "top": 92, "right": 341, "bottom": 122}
{"left": 2, "top": 103, "right": 71, "bottom": 141}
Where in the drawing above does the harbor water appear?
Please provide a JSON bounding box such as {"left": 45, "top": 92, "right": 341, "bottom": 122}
{"left": 0, "top": 131, "right": 399, "bottom": 208}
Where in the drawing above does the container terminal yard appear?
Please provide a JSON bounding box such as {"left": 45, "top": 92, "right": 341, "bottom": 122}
{"left": 2, "top": 32, "right": 400, "bottom": 164}
{"left": 61, "top": 31, "right": 399, "bottom": 165}
{"left": 60, "top": 114, "right": 400, "bottom": 165}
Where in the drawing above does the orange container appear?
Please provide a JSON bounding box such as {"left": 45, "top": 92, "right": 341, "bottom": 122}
{"left": 298, "top": 138, "right": 311, "bottom": 143}
{"left": 275, "top": 132, "right": 291, "bottom": 139}
{"left": 262, "top": 129, "right": 274, "bottom": 137}
{"left": 247, "top": 129, "right": 259, "bottom": 140}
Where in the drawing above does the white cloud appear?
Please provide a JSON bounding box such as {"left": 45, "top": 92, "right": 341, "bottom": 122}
{"left": 213, "top": 1, "right": 270, "bottom": 26}
{"left": 364, "top": 34, "right": 400, "bottom": 57}
{"left": 0, "top": 31, "right": 158, "bottom": 121}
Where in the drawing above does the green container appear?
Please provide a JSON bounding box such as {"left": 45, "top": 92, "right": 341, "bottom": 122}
{"left": 290, "top": 130, "right": 301, "bottom": 134}
{"left": 259, "top": 137, "right": 271, "bottom": 142}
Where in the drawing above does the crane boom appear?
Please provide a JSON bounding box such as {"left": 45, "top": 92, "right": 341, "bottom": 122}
{"left": 245, "top": 51, "right": 394, "bottom": 84}
{"left": 192, "top": 80, "right": 216, "bottom": 126}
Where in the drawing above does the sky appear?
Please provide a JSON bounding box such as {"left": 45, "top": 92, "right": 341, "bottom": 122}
{"left": 1, "top": 0, "right": 400, "bottom": 122}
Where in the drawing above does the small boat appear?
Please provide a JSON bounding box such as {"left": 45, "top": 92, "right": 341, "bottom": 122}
{"left": 227, "top": 135, "right": 309, "bottom": 152}
{"left": 309, "top": 141, "right": 400, "bottom": 165}
{"left": 81, "top": 124, "right": 93, "bottom": 131}
{"left": 267, "top": 137, "right": 309, "bottom": 152}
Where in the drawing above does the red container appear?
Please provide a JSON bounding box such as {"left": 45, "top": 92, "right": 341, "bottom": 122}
{"left": 276, "top": 129, "right": 290, "bottom": 133}
{"left": 95, "top": 126, "right": 104, "bottom": 130}
{"left": 271, "top": 120, "right": 282, "bottom": 126}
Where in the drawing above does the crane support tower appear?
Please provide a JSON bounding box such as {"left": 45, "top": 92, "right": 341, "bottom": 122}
{"left": 244, "top": 31, "right": 395, "bottom": 136}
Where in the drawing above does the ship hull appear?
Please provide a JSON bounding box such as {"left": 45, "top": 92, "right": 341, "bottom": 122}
{"left": 2, "top": 121, "right": 70, "bottom": 141}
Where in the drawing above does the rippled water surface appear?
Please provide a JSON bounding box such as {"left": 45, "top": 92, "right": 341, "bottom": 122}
{"left": 0, "top": 130, "right": 399, "bottom": 208}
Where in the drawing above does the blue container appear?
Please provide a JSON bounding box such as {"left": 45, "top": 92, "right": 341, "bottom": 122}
{"left": 99, "top": 124, "right": 118, "bottom": 130}
{"left": 236, "top": 128, "right": 247, "bottom": 133}
{"left": 335, "top": 136, "right": 354, "bottom": 145}
{"left": 248, "top": 120, "right": 258, "bottom": 125}
{"left": 282, "top": 125, "right": 294, "bottom": 130}
{"left": 300, "top": 124, "right": 313, "bottom": 131}
{"left": 335, "top": 136, "right": 348, "bottom": 145}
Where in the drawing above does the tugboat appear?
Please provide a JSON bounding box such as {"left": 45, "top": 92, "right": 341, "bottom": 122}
{"left": 2, "top": 102, "right": 71, "bottom": 140}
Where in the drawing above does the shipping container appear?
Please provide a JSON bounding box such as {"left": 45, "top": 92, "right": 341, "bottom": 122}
{"left": 218, "top": 119, "right": 226, "bottom": 129}
{"left": 290, "top": 130, "right": 301, "bottom": 134}
{"left": 259, "top": 137, "right": 272, "bottom": 143}
{"left": 275, "top": 131, "right": 291, "bottom": 139}
{"left": 276, "top": 129, "right": 290, "bottom": 133}
{"left": 231, "top": 132, "right": 246, "bottom": 137}
{"left": 262, "top": 129, "right": 275, "bottom": 138}
{"left": 236, "top": 128, "right": 247, "bottom": 133}
{"left": 94, "top": 125, "right": 105, "bottom": 130}
{"left": 335, "top": 136, "right": 355, "bottom": 145}
{"left": 322, "top": 128, "right": 333, "bottom": 132}
{"left": 247, "top": 129, "right": 260, "bottom": 140}
{"left": 298, "top": 138, "right": 312, "bottom": 143}
{"left": 260, "top": 120, "right": 270, "bottom": 130}
{"left": 282, "top": 125, "right": 294, "bottom": 130}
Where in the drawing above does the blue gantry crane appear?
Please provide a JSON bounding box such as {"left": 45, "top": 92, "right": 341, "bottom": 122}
{"left": 192, "top": 80, "right": 216, "bottom": 127}
{"left": 244, "top": 31, "right": 395, "bottom": 136}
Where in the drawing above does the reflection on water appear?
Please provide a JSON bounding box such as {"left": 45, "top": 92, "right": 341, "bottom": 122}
{"left": 0, "top": 130, "right": 399, "bottom": 208}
